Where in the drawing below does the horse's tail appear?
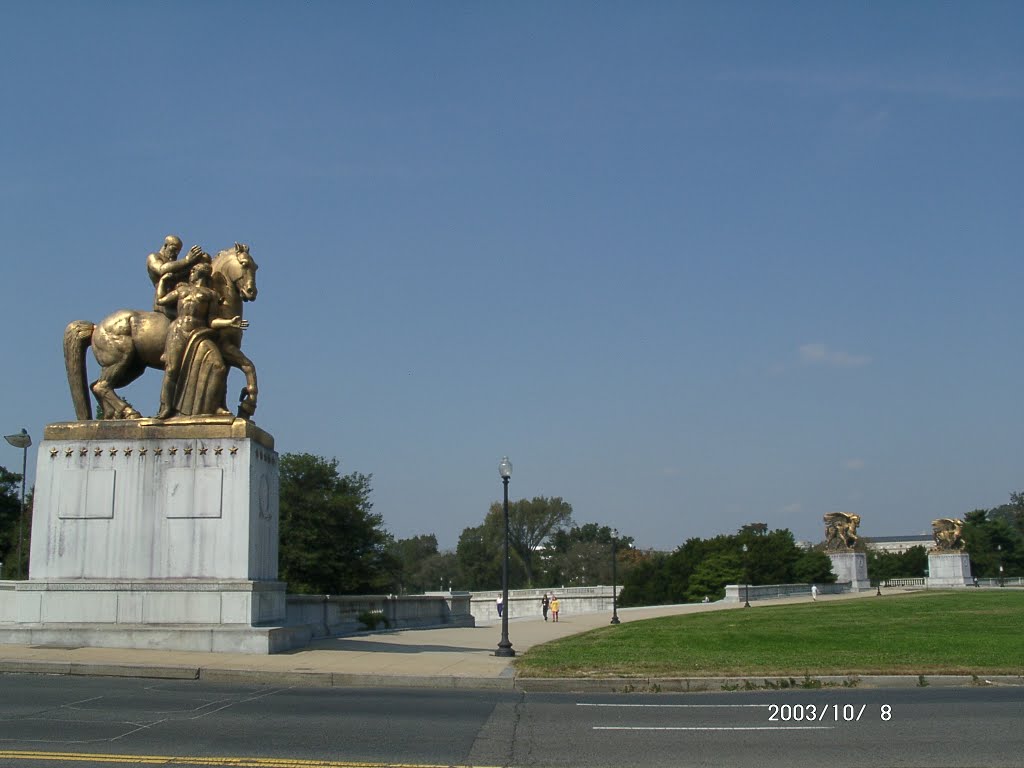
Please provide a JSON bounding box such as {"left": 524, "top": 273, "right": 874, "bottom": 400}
{"left": 64, "top": 320, "right": 95, "bottom": 420}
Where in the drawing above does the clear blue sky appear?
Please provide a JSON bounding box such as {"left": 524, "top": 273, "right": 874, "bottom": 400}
{"left": 1, "top": 2, "right": 1021, "bottom": 551}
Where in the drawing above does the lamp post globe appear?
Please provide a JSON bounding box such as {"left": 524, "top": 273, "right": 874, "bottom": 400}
{"left": 4, "top": 428, "right": 31, "bottom": 580}
{"left": 495, "top": 457, "right": 515, "bottom": 657}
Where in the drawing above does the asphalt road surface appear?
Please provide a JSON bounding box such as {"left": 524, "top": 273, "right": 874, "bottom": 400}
{"left": 0, "top": 674, "right": 1021, "bottom": 767}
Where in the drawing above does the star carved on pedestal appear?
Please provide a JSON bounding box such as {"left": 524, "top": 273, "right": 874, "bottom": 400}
{"left": 79, "top": 447, "right": 88, "bottom": 457}
{"left": 49, "top": 447, "right": 58, "bottom": 458}
{"left": 198, "top": 446, "right": 208, "bottom": 456}
{"left": 184, "top": 446, "right": 193, "bottom": 456}
{"left": 229, "top": 446, "right": 238, "bottom": 456}
{"left": 94, "top": 447, "right": 103, "bottom": 457}
{"left": 169, "top": 446, "right": 178, "bottom": 456}
{"left": 139, "top": 447, "right": 148, "bottom": 456}
{"left": 108, "top": 447, "right": 118, "bottom": 457}
{"left": 214, "top": 446, "right": 223, "bottom": 456}
{"left": 64, "top": 447, "right": 74, "bottom": 457}
{"left": 124, "top": 447, "right": 133, "bottom": 457}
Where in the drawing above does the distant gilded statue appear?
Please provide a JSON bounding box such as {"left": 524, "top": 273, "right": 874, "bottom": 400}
{"left": 64, "top": 236, "right": 259, "bottom": 421}
{"left": 931, "top": 518, "right": 965, "bottom": 552}
{"left": 823, "top": 512, "right": 861, "bottom": 551}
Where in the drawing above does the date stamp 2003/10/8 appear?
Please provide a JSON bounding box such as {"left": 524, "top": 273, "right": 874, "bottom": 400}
{"left": 768, "top": 703, "right": 892, "bottom": 722}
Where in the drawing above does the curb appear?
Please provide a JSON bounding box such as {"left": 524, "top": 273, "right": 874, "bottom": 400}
{"left": 513, "top": 674, "right": 1024, "bottom": 693}
{"left": 1, "top": 659, "right": 1020, "bottom": 692}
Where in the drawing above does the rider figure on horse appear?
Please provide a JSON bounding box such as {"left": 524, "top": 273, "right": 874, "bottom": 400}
{"left": 146, "top": 235, "right": 208, "bottom": 318}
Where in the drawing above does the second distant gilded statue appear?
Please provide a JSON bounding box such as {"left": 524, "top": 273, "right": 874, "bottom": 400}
{"left": 823, "top": 511, "right": 861, "bottom": 551}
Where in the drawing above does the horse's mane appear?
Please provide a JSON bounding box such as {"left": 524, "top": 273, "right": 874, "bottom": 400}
{"left": 212, "top": 243, "right": 249, "bottom": 272}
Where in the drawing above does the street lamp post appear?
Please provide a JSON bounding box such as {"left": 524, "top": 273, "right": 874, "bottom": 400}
{"left": 742, "top": 543, "right": 751, "bottom": 608}
{"left": 610, "top": 528, "right": 621, "bottom": 625}
{"left": 495, "top": 457, "right": 515, "bottom": 657}
{"left": 4, "top": 428, "right": 31, "bottom": 580}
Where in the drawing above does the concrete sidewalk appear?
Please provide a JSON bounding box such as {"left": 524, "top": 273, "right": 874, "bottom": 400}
{"left": 0, "top": 591, "right": 1018, "bottom": 692}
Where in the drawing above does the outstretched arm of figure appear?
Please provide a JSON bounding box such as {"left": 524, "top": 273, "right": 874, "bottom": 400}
{"left": 211, "top": 315, "right": 249, "bottom": 331}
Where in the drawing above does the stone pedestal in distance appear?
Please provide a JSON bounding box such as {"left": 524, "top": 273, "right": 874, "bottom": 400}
{"left": 827, "top": 551, "right": 871, "bottom": 591}
{"left": 0, "top": 418, "right": 308, "bottom": 653}
{"left": 926, "top": 552, "right": 973, "bottom": 588}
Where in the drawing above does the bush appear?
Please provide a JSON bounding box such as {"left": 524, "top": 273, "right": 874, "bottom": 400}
{"left": 357, "top": 610, "right": 388, "bottom": 630}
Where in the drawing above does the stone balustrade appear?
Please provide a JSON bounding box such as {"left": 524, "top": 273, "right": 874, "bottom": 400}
{"left": 285, "top": 591, "right": 474, "bottom": 638}
{"left": 469, "top": 586, "right": 622, "bottom": 622}
{"left": 723, "top": 582, "right": 851, "bottom": 603}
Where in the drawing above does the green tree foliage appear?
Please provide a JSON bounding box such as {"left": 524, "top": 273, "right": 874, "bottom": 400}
{"left": 455, "top": 523, "right": 505, "bottom": 590}
{"left": 615, "top": 550, "right": 664, "bottom": 601}
{"left": 964, "top": 504, "right": 1023, "bottom": 578}
{"left": 387, "top": 534, "right": 457, "bottom": 594}
{"left": 685, "top": 552, "right": 742, "bottom": 602}
{"left": 278, "top": 453, "right": 398, "bottom": 594}
{"left": 545, "top": 524, "right": 635, "bottom": 587}
{"left": 0, "top": 465, "right": 30, "bottom": 579}
{"left": 791, "top": 549, "right": 836, "bottom": 584}
{"left": 619, "top": 527, "right": 833, "bottom": 606}
{"left": 485, "top": 496, "right": 573, "bottom": 586}
{"left": 866, "top": 546, "right": 928, "bottom": 582}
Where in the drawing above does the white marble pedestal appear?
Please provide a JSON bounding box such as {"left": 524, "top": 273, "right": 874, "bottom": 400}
{"left": 926, "top": 552, "right": 973, "bottom": 588}
{"left": 0, "top": 418, "right": 308, "bottom": 653}
{"left": 827, "top": 551, "right": 871, "bottom": 591}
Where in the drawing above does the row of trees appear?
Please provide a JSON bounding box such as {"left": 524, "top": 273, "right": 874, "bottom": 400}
{"left": 2, "top": 452, "right": 1023, "bottom": 597}
{"left": 865, "top": 546, "right": 928, "bottom": 583}
{"left": 274, "top": 454, "right": 636, "bottom": 594}
{"left": 962, "top": 496, "right": 1024, "bottom": 578}
{"left": 617, "top": 526, "right": 835, "bottom": 606}
{"left": 0, "top": 466, "right": 29, "bottom": 578}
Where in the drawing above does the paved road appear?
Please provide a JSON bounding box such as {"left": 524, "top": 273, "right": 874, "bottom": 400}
{"left": 0, "top": 675, "right": 1021, "bottom": 767}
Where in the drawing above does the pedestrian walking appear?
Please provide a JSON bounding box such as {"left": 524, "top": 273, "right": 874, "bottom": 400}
{"left": 496, "top": 594, "right": 504, "bottom": 617}
{"left": 811, "top": 584, "right": 818, "bottom": 601}
{"left": 550, "top": 595, "right": 560, "bottom": 622}
{"left": 541, "top": 593, "right": 550, "bottom": 621}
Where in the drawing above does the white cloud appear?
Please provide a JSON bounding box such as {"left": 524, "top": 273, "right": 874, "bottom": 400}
{"left": 799, "top": 343, "right": 871, "bottom": 368}
{"left": 715, "top": 69, "right": 1023, "bottom": 102}
{"left": 799, "top": 343, "right": 828, "bottom": 363}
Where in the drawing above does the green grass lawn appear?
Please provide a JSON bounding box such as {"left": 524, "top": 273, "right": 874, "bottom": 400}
{"left": 514, "top": 591, "right": 1024, "bottom": 678}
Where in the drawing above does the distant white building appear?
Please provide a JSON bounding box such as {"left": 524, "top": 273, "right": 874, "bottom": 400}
{"left": 864, "top": 534, "right": 933, "bottom": 554}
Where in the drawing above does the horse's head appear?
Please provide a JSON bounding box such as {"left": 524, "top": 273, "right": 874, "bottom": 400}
{"left": 213, "top": 242, "right": 259, "bottom": 302}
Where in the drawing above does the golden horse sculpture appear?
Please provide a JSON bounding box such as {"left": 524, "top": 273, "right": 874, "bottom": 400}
{"left": 64, "top": 243, "right": 259, "bottom": 421}
{"left": 931, "top": 518, "right": 965, "bottom": 552}
{"left": 823, "top": 511, "right": 861, "bottom": 551}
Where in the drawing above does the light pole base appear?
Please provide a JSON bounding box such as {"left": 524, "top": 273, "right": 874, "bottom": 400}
{"left": 610, "top": 616, "right": 621, "bottom": 625}
{"left": 495, "top": 644, "right": 516, "bottom": 658}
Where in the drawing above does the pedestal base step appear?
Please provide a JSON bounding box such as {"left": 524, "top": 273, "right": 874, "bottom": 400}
{"left": 0, "top": 622, "right": 312, "bottom": 654}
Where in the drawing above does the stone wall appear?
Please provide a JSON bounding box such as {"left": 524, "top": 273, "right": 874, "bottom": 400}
{"left": 469, "top": 586, "right": 622, "bottom": 622}
{"left": 723, "top": 582, "right": 851, "bottom": 603}
{"left": 286, "top": 592, "right": 474, "bottom": 638}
